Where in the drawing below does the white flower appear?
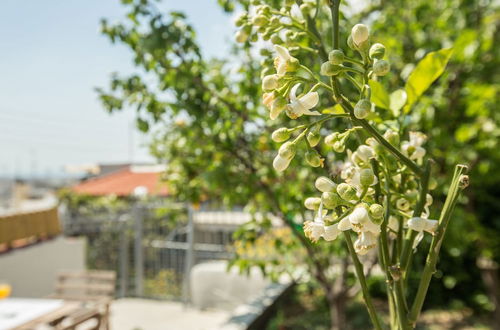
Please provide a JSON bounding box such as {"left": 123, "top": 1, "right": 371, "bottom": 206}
{"left": 273, "top": 154, "right": 292, "bottom": 172}
{"left": 413, "top": 231, "right": 424, "bottom": 249}
{"left": 304, "top": 202, "right": 326, "bottom": 242}
{"left": 348, "top": 206, "right": 381, "bottom": 234}
{"left": 337, "top": 216, "right": 352, "bottom": 231}
{"left": 323, "top": 224, "right": 341, "bottom": 241}
{"left": 407, "top": 217, "right": 438, "bottom": 235}
{"left": 263, "top": 92, "right": 275, "bottom": 109}
{"left": 401, "top": 131, "right": 427, "bottom": 161}
{"left": 274, "top": 45, "right": 292, "bottom": 76}
{"left": 304, "top": 221, "right": 324, "bottom": 242}
{"left": 287, "top": 84, "right": 320, "bottom": 118}
{"left": 354, "top": 231, "right": 378, "bottom": 255}
{"left": 290, "top": 4, "right": 305, "bottom": 22}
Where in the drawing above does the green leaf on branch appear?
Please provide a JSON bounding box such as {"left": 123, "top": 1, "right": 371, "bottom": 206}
{"left": 369, "top": 80, "right": 390, "bottom": 110}
{"left": 404, "top": 48, "right": 453, "bottom": 113}
{"left": 389, "top": 89, "right": 407, "bottom": 116}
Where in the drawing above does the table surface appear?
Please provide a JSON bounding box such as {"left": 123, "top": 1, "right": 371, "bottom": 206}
{"left": 0, "top": 298, "right": 79, "bottom": 330}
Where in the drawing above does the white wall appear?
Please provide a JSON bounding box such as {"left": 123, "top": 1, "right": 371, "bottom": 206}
{"left": 190, "top": 261, "right": 269, "bottom": 311}
{"left": 0, "top": 237, "right": 86, "bottom": 297}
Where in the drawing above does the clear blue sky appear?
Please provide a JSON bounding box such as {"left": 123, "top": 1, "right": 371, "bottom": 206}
{"left": 0, "top": 0, "right": 234, "bottom": 178}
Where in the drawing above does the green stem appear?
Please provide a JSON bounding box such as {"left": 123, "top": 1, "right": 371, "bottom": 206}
{"left": 329, "top": 0, "right": 341, "bottom": 49}
{"left": 400, "top": 160, "right": 432, "bottom": 275}
{"left": 354, "top": 115, "right": 424, "bottom": 177}
{"left": 343, "top": 232, "right": 383, "bottom": 330}
{"left": 344, "top": 56, "right": 364, "bottom": 67}
{"left": 343, "top": 73, "right": 363, "bottom": 91}
{"left": 336, "top": 96, "right": 424, "bottom": 177}
{"left": 408, "top": 165, "right": 468, "bottom": 326}
{"left": 407, "top": 165, "right": 468, "bottom": 327}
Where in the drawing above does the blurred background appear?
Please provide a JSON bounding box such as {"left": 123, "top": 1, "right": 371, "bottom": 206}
{"left": 0, "top": 0, "right": 498, "bottom": 329}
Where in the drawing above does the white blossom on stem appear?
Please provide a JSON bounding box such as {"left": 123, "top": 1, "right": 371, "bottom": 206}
{"left": 401, "top": 131, "right": 427, "bottom": 161}
{"left": 287, "top": 84, "right": 320, "bottom": 118}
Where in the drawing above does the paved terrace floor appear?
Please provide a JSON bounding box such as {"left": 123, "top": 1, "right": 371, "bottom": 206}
{"left": 110, "top": 298, "right": 232, "bottom": 330}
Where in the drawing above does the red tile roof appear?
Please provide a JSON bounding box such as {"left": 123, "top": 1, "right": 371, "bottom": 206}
{"left": 72, "top": 169, "right": 168, "bottom": 196}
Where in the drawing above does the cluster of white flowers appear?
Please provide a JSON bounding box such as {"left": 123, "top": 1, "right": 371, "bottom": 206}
{"left": 243, "top": 4, "right": 438, "bottom": 255}
{"left": 299, "top": 134, "right": 437, "bottom": 255}
{"left": 262, "top": 45, "right": 320, "bottom": 121}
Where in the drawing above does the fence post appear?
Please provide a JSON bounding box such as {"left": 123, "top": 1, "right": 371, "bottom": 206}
{"left": 134, "top": 204, "right": 144, "bottom": 297}
{"left": 118, "top": 216, "right": 129, "bottom": 298}
{"left": 182, "top": 204, "right": 195, "bottom": 306}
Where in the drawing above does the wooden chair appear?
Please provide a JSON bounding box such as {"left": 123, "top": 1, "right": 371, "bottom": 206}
{"left": 54, "top": 307, "right": 102, "bottom": 330}
{"left": 50, "top": 270, "right": 116, "bottom": 330}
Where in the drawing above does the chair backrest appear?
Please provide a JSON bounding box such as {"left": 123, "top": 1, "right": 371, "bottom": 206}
{"left": 54, "top": 270, "right": 116, "bottom": 301}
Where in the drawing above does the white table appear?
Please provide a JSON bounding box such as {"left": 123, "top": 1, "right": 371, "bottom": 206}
{"left": 0, "top": 298, "right": 64, "bottom": 330}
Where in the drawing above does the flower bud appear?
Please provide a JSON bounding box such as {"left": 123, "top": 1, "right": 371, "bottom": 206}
{"left": 315, "top": 176, "right": 337, "bottom": 193}
{"left": 252, "top": 15, "right": 268, "bottom": 27}
{"left": 262, "top": 74, "right": 279, "bottom": 91}
{"left": 373, "top": 60, "right": 390, "bottom": 76}
{"left": 271, "top": 128, "right": 291, "bottom": 142}
{"left": 333, "top": 141, "right": 345, "bottom": 153}
{"left": 369, "top": 43, "right": 386, "bottom": 60}
{"left": 351, "top": 24, "right": 369, "bottom": 46}
{"left": 305, "top": 150, "right": 323, "bottom": 167}
{"left": 270, "top": 34, "right": 283, "bottom": 44}
{"left": 235, "top": 29, "right": 249, "bottom": 43}
{"left": 337, "top": 183, "right": 357, "bottom": 202}
{"left": 278, "top": 141, "right": 297, "bottom": 159}
{"left": 300, "top": 3, "right": 313, "bottom": 15}
{"left": 304, "top": 197, "right": 321, "bottom": 210}
{"left": 270, "top": 96, "right": 287, "bottom": 120}
{"left": 428, "top": 178, "right": 438, "bottom": 190}
{"left": 307, "top": 130, "right": 321, "bottom": 147}
{"left": 320, "top": 62, "right": 343, "bottom": 76}
{"left": 322, "top": 192, "right": 342, "bottom": 209}
{"left": 384, "top": 129, "right": 399, "bottom": 146}
{"left": 360, "top": 168, "right": 375, "bottom": 187}
{"left": 324, "top": 132, "right": 339, "bottom": 146}
{"left": 347, "top": 35, "right": 356, "bottom": 50}
{"left": 369, "top": 203, "right": 384, "bottom": 220}
{"left": 273, "top": 154, "right": 291, "bottom": 172}
{"left": 354, "top": 99, "right": 372, "bottom": 119}
{"left": 235, "top": 13, "right": 247, "bottom": 27}
{"left": 286, "top": 57, "right": 300, "bottom": 72}
{"left": 328, "top": 49, "right": 344, "bottom": 65}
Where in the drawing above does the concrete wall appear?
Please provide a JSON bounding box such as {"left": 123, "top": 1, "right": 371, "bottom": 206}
{"left": 0, "top": 237, "right": 86, "bottom": 297}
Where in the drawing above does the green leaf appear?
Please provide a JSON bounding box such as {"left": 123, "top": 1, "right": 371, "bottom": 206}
{"left": 389, "top": 89, "right": 407, "bottom": 116}
{"left": 369, "top": 80, "right": 390, "bottom": 110}
{"left": 404, "top": 48, "right": 453, "bottom": 112}
{"left": 322, "top": 104, "right": 345, "bottom": 114}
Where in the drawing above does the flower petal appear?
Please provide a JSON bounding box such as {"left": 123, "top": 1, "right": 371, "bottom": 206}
{"left": 298, "top": 92, "right": 319, "bottom": 109}
{"left": 274, "top": 45, "right": 291, "bottom": 60}
{"left": 289, "top": 84, "right": 300, "bottom": 101}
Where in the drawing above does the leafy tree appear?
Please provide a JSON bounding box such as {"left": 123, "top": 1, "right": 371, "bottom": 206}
{"left": 97, "top": 1, "right": 355, "bottom": 328}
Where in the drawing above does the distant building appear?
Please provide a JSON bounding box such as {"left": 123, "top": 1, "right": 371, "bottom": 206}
{"left": 70, "top": 164, "right": 168, "bottom": 197}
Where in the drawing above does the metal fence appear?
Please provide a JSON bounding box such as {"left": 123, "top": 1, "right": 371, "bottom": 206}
{"left": 62, "top": 203, "right": 239, "bottom": 302}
